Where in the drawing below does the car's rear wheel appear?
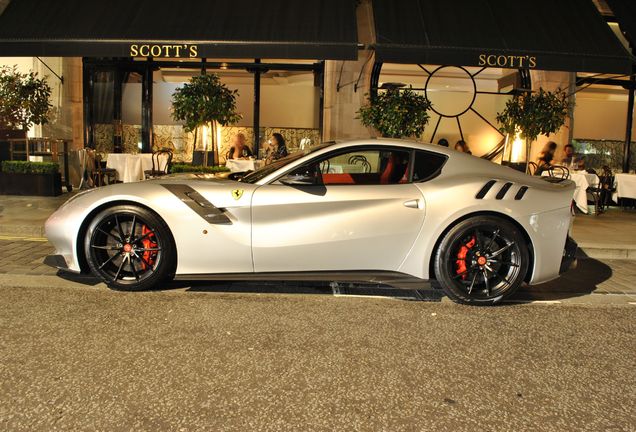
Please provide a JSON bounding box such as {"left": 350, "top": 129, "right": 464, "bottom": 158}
{"left": 84, "top": 205, "right": 175, "bottom": 291}
{"left": 434, "top": 216, "right": 529, "bottom": 305}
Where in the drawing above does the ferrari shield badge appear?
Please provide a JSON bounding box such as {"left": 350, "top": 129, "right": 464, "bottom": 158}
{"left": 231, "top": 189, "right": 244, "bottom": 200}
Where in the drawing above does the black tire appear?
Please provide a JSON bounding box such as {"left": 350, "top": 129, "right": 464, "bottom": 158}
{"left": 84, "top": 205, "right": 176, "bottom": 291}
{"left": 434, "top": 216, "right": 529, "bottom": 305}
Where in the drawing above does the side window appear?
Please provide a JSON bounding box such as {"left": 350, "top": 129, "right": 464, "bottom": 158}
{"left": 412, "top": 151, "right": 447, "bottom": 182}
{"left": 285, "top": 148, "right": 411, "bottom": 186}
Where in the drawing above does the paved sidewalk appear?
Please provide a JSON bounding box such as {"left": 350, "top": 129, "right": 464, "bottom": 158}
{"left": 0, "top": 238, "right": 54, "bottom": 275}
{"left": 0, "top": 193, "right": 75, "bottom": 237}
{"left": 571, "top": 207, "right": 636, "bottom": 259}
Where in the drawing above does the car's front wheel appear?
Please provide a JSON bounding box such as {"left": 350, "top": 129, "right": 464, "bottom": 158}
{"left": 84, "top": 205, "right": 175, "bottom": 291}
{"left": 434, "top": 216, "right": 529, "bottom": 305}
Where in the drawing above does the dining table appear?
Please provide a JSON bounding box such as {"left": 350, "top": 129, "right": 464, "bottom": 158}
{"left": 225, "top": 158, "right": 264, "bottom": 173}
{"left": 613, "top": 173, "right": 636, "bottom": 201}
{"left": 542, "top": 171, "right": 598, "bottom": 214}
{"left": 106, "top": 153, "right": 166, "bottom": 183}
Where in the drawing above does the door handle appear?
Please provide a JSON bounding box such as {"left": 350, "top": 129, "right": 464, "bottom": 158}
{"left": 403, "top": 199, "right": 421, "bottom": 209}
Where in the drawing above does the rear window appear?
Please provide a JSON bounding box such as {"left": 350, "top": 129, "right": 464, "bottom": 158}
{"left": 412, "top": 151, "right": 447, "bottom": 182}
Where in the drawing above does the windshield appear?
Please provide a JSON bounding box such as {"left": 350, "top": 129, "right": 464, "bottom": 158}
{"left": 240, "top": 143, "right": 333, "bottom": 184}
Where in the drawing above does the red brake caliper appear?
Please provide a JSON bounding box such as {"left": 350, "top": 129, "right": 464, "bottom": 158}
{"left": 455, "top": 236, "right": 476, "bottom": 279}
{"left": 140, "top": 225, "right": 157, "bottom": 270}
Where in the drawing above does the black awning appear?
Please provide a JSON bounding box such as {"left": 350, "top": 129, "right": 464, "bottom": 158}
{"left": 0, "top": 0, "right": 358, "bottom": 60}
{"left": 372, "top": 0, "right": 632, "bottom": 74}
{"left": 606, "top": 0, "right": 636, "bottom": 49}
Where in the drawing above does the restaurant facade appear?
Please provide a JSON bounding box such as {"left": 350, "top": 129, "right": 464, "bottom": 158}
{"left": 0, "top": 0, "right": 634, "bottom": 173}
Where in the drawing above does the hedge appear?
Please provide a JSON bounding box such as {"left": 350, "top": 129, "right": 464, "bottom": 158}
{"left": 1, "top": 160, "right": 59, "bottom": 175}
{"left": 170, "top": 164, "right": 230, "bottom": 174}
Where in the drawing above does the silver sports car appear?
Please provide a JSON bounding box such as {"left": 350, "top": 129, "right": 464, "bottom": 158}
{"left": 45, "top": 139, "right": 577, "bottom": 305}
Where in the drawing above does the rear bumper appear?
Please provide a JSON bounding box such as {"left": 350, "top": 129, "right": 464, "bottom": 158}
{"left": 559, "top": 236, "right": 578, "bottom": 274}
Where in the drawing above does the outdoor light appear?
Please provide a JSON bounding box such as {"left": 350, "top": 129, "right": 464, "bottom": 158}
{"left": 510, "top": 129, "right": 524, "bottom": 163}
{"left": 216, "top": 122, "right": 222, "bottom": 156}
{"left": 201, "top": 124, "right": 209, "bottom": 166}
{"left": 501, "top": 127, "right": 527, "bottom": 172}
{"left": 201, "top": 124, "right": 209, "bottom": 152}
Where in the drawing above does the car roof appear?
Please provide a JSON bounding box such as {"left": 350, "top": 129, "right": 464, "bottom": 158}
{"left": 318, "top": 138, "right": 458, "bottom": 156}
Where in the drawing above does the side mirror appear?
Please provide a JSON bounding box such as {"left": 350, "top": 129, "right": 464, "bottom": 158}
{"left": 279, "top": 173, "right": 318, "bottom": 186}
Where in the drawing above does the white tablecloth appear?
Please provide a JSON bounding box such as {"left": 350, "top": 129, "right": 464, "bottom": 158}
{"left": 542, "top": 171, "right": 598, "bottom": 214}
{"left": 225, "top": 159, "right": 263, "bottom": 173}
{"left": 614, "top": 173, "right": 636, "bottom": 200}
{"left": 106, "top": 153, "right": 164, "bottom": 183}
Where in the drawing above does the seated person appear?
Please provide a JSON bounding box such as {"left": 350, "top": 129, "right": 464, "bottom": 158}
{"left": 454, "top": 140, "right": 472, "bottom": 155}
{"left": 228, "top": 133, "right": 253, "bottom": 159}
{"left": 266, "top": 133, "right": 288, "bottom": 162}
{"left": 535, "top": 141, "right": 557, "bottom": 175}
{"left": 560, "top": 144, "right": 584, "bottom": 170}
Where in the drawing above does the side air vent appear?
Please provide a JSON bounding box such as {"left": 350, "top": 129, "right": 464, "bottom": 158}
{"left": 515, "top": 186, "right": 529, "bottom": 200}
{"left": 495, "top": 182, "right": 513, "bottom": 200}
{"left": 475, "top": 180, "right": 497, "bottom": 199}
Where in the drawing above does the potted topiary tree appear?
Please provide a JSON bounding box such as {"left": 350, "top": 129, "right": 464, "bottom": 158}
{"left": 171, "top": 73, "right": 242, "bottom": 166}
{"left": 357, "top": 87, "right": 432, "bottom": 138}
{"left": 0, "top": 65, "right": 52, "bottom": 138}
{"left": 496, "top": 88, "right": 571, "bottom": 172}
{"left": 0, "top": 66, "right": 58, "bottom": 195}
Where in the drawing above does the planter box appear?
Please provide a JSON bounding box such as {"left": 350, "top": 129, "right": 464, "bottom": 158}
{"left": 0, "top": 172, "right": 62, "bottom": 196}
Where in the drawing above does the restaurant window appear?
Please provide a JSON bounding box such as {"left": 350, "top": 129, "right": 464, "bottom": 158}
{"left": 85, "top": 59, "right": 323, "bottom": 161}
{"left": 149, "top": 67, "right": 255, "bottom": 164}
{"left": 91, "top": 70, "right": 115, "bottom": 154}
{"left": 121, "top": 71, "right": 143, "bottom": 153}
{"left": 572, "top": 75, "right": 636, "bottom": 172}
{"left": 377, "top": 64, "right": 523, "bottom": 158}
{"left": 86, "top": 65, "right": 144, "bottom": 154}
{"left": 258, "top": 67, "right": 321, "bottom": 159}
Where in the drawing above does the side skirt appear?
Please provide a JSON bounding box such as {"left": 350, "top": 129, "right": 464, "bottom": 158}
{"left": 174, "top": 271, "right": 431, "bottom": 290}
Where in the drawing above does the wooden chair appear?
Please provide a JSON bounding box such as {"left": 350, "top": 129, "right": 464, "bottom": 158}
{"left": 144, "top": 149, "right": 173, "bottom": 179}
{"left": 586, "top": 167, "right": 614, "bottom": 215}
{"left": 348, "top": 155, "right": 371, "bottom": 173}
{"left": 92, "top": 151, "right": 118, "bottom": 186}
{"left": 527, "top": 161, "right": 538, "bottom": 175}
{"left": 547, "top": 165, "right": 570, "bottom": 180}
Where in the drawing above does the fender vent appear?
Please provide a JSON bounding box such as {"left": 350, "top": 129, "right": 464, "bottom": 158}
{"left": 161, "top": 184, "right": 232, "bottom": 225}
{"left": 475, "top": 180, "right": 497, "bottom": 199}
{"left": 515, "top": 186, "right": 529, "bottom": 200}
{"left": 495, "top": 182, "right": 513, "bottom": 200}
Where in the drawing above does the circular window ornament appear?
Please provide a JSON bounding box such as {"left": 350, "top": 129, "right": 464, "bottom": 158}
{"left": 424, "top": 66, "right": 477, "bottom": 118}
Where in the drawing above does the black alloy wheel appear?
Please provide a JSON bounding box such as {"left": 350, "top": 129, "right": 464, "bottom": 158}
{"left": 434, "top": 216, "right": 529, "bottom": 305}
{"left": 84, "top": 205, "right": 175, "bottom": 291}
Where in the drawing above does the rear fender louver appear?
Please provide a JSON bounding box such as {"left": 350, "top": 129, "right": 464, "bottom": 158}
{"left": 495, "top": 182, "right": 513, "bottom": 200}
{"left": 515, "top": 186, "right": 529, "bottom": 200}
{"left": 475, "top": 180, "right": 497, "bottom": 199}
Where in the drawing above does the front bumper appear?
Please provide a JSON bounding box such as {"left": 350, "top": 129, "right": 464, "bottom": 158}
{"left": 559, "top": 236, "right": 578, "bottom": 274}
{"left": 43, "top": 254, "right": 80, "bottom": 274}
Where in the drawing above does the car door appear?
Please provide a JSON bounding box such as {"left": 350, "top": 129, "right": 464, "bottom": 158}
{"left": 250, "top": 146, "right": 427, "bottom": 273}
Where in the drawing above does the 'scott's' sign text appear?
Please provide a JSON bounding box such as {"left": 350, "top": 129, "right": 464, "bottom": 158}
{"left": 478, "top": 54, "right": 537, "bottom": 68}
{"left": 130, "top": 44, "right": 199, "bottom": 58}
